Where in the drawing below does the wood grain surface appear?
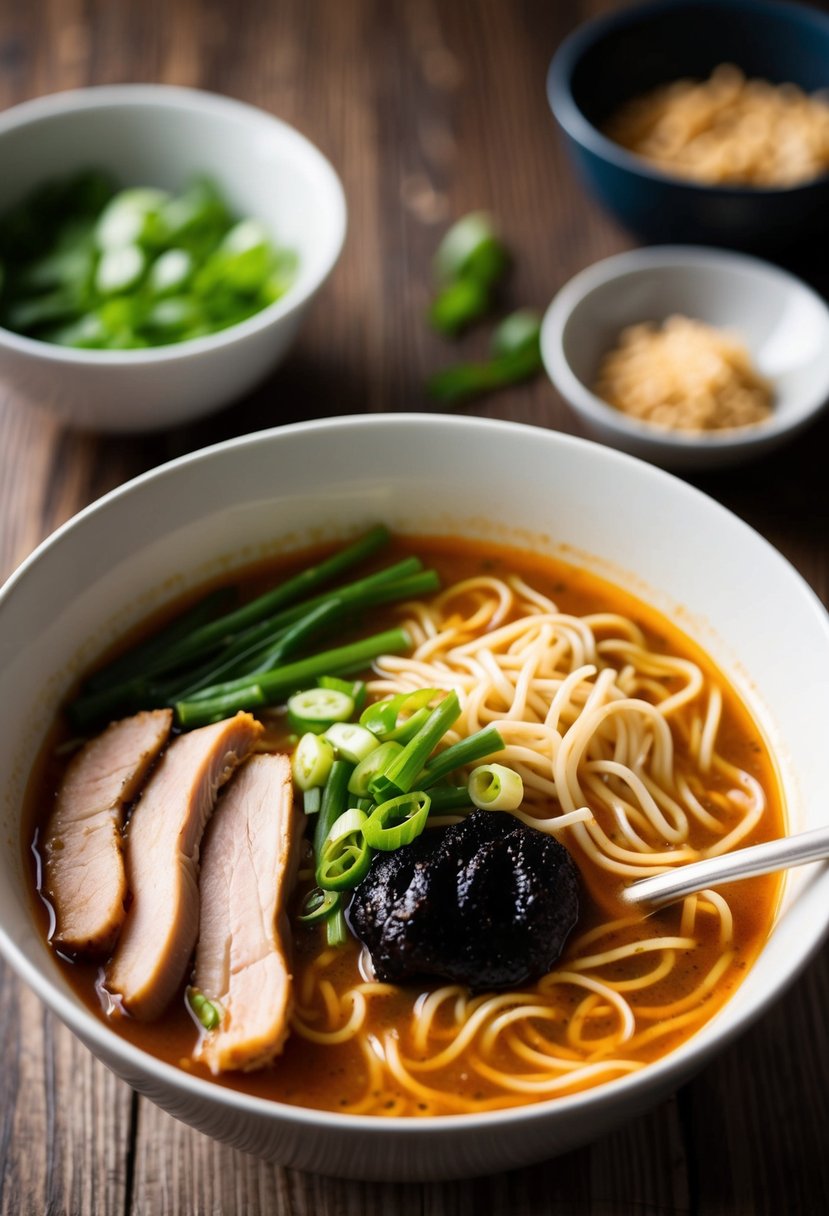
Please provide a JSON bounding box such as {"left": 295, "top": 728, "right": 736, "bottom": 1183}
{"left": 1, "top": 1, "right": 828, "bottom": 1212}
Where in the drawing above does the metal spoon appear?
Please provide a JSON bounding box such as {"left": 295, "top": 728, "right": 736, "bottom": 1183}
{"left": 620, "top": 825, "right": 829, "bottom": 910}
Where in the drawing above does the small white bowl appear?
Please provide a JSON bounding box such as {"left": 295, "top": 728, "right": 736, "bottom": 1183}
{"left": 541, "top": 247, "right": 829, "bottom": 470}
{"left": 0, "top": 86, "right": 347, "bottom": 432}
{"left": 0, "top": 414, "right": 828, "bottom": 1179}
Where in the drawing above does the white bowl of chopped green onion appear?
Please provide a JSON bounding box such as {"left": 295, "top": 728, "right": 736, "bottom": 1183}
{"left": 0, "top": 85, "right": 346, "bottom": 431}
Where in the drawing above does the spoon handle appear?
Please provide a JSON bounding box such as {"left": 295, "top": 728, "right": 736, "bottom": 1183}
{"left": 620, "top": 825, "right": 829, "bottom": 909}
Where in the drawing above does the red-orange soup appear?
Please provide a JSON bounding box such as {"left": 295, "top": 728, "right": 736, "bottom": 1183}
{"left": 25, "top": 536, "right": 783, "bottom": 1116}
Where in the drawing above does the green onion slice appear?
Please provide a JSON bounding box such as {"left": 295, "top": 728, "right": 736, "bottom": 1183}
{"left": 287, "top": 687, "right": 355, "bottom": 734}
{"left": 359, "top": 688, "right": 439, "bottom": 741}
{"left": 323, "top": 722, "right": 380, "bottom": 764}
{"left": 292, "top": 732, "right": 335, "bottom": 791}
{"left": 369, "top": 690, "right": 462, "bottom": 802}
{"left": 297, "top": 887, "right": 341, "bottom": 925}
{"left": 468, "top": 763, "right": 524, "bottom": 811}
{"left": 186, "top": 987, "right": 223, "bottom": 1032}
{"left": 317, "top": 808, "right": 373, "bottom": 891}
{"left": 348, "top": 739, "right": 403, "bottom": 797}
{"left": 319, "top": 675, "right": 367, "bottom": 714}
{"left": 363, "top": 791, "right": 431, "bottom": 851}
{"left": 303, "top": 786, "right": 322, "bottom": 817}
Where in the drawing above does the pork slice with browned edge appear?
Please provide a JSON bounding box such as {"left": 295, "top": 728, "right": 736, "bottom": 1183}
{"left": 43, "top": 709, "right": 173, "bottom": 959}
{"left": 193, "top": 752, "right": 299, "bottom": 1074}
{"left": 106, "top": 711, "right": 263, "bottom": 1021}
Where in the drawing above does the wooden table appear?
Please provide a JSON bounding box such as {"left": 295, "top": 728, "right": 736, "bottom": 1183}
{"left": 1, "top": 1, "right": 827, "bottom": 1211}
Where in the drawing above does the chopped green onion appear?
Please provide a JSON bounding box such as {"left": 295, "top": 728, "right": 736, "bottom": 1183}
{"left": 429, "top": 276, "right": 489, "bottom": 336}
{"left": 313, "top": 760, "right": 354, "bottom": 861}
{"left": 433, "top": 212, "right": 507, "bottom": 288}
{"left": 297, "top": 887, "right": 341, "bottom": 924}
{"left": 468, "top": 763, "right": 524, "bottom": 811}
{"left": 363, "top": 791, "right": 431, "bottom": 851}
{"left": 490, "top": 308, "right": 542, "bottom": 359}
{"left": 287, "top": 687, "right": 355, "bottom": 734}
{"left": 323, "top": 722, "right": 380, "bottom": 764}
{"left": 427, "top": 340, "right": 541, "bottom": 406}
{"left": 326, "top": 907, "right": 349, "bottom": 948}
{"left": 369, "top": 690, "right": 461, "bottom": 802}
{"left": 303, "top": 786, "right": 322, "bottom": 816}
{"left": 316, "top": 808, "right": 373, "bottom": 891}
{"left": 420, "top": 724, "right": 505, "bottom": 787}
{"left": 348, "top": 739, "right": 403, "bottom": 797}
{"left": 320, "top": 676, "right": 367, "bottom": 715}
{"left": 187, "top": 987, "right": 223, "bottom": 1031}
{"left": 95, "top": 187, "right": 170, "bottom": 250}
{"left": 425, "top": 784, "right": 473, "bottom": 812}
{"left": 95, "top": 244, "right": 146, "bottom": 295}
{"left": 359, "top": 688, "right": 439, "bottom": 741}
{"left": 292, "top": 732, "right": 335, "bottom": 790}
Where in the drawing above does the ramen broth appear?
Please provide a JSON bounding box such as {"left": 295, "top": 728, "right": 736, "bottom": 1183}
{"left": 25, "top": 536, "right": 784, "bottom": 1116}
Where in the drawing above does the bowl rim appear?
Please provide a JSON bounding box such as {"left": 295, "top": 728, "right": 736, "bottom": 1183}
{"left": 1, "top": 411, "right": 829, "bottom": 1138}
{"left": 547, "top": 0, "right": 829, "bottom": 197}
{"left": 0, "top": 84, "right": 347, "bottom": 364}
{"left": 540, "top": 244, "right": 829, "bottom": 451}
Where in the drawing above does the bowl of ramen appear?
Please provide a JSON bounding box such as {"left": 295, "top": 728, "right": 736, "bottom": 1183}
{"left": 541, "top": 246, "right": 829, "bottom": 470}
{"left": 547, "top": 0, "right": 829, "bottom": 248}
{"left": 0, "top": 85, "right": 346, "bottom": 431}
{"left": 0, "top": 414, "right": 827, "bottom": 1180}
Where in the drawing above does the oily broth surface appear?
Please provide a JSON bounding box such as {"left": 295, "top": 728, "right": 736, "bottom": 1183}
{"left": 25, "top": 536, "right": 783, "bottom": 1115}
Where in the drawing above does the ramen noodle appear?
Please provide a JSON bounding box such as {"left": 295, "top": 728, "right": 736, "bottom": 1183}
{"left": 604, "top": 64, "right": 829, "bottom": 187}
{"left": 594, "top": 315, "right": 773, "bottom": 432}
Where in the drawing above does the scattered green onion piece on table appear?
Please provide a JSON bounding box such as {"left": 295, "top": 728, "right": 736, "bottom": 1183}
{"left": 468, "top": 762, "right": 524, "bottom": 811}
{"left": 433, "top": 211, "right": 508, "bottom": 289}
{"left": 323, "top": 722, "right": 379, "bottom": 764}
{"left": 297, "top": 887, "right": 341, "bottom": 925}
{"left": 348, "top": 739, "right": 404, "bottom": 797}
{"left": 292, "top": 732, "right": 335, "bottom": 791}
{"left": 429, "top": 276, "right": 490, "bottom": 336}
{"left": 187, "top": 987, "right": 223, "bottom": 1032}
{"left": 490, "top": 307, "right": 542, "bottom": 359}
{"left": 427, "top": 310, "right": 542, "bottom": 406}
{"left": 287, "top": 687, "right": 355, "bottom": 734}
{"left": 363, "top": 791, "right": 431, "bottom": 851}
{"left": 316, "top": 808, "right": 373, "bottom": 891}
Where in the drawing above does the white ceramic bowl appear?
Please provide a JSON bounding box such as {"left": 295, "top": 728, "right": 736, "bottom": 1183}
{"left": 0, "top": 414, "right": 827, "bottom": 1180}
{"left": 0, "top": 86, "right": 346, "bottom": 432}
{"left": 541, "top": 247, "right": 829, "bottom": 470}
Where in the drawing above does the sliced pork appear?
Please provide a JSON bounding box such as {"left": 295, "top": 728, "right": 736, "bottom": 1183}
{"left": 43, "top": 709, "right": 173, "bottom": 958}
{"left": 193, "top": 753, "right": 298, "bottom": 1074}
{"left": 106, "top": 711, "right": 263, "bottom": 1021}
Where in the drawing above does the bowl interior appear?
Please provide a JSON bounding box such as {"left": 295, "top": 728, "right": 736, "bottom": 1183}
{"left": 548, "top": 250, "right": 829, "bottom": 437}
{"left": 0, "top": 87, "right": 344, "bottom": 304}
{"left": 568, "top": 0, "right": 829, "bottom": 131}
{"left": 1, "top": 416, "right": 828, "bottom": 1171}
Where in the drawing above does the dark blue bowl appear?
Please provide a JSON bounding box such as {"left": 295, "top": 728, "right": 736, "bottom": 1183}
{"left": 548, "top": 0, "right": 829, "bottom": 249}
